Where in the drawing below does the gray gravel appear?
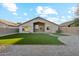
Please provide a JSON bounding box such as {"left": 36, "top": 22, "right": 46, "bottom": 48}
{"left": 0, "top": 34, "right": 79, "bottom": 56}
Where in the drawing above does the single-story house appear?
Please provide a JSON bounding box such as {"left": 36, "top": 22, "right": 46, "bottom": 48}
{"left": 19, "top": 17, "right": 59, "bottom": 33}
{"left": 59, "top": 19, "right": 79, "bottom": 35}
{"left": 0, "top": 19, "right": 19, "bottom": 36}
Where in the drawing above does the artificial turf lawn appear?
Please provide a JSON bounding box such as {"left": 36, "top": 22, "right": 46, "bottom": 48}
{"left": 0, "top": 33, "right": 63, "bottom": 45}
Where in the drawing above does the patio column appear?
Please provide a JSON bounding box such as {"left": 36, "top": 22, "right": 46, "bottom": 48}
{"left": 19, "top": 26, "right": 23, "bottom": 33}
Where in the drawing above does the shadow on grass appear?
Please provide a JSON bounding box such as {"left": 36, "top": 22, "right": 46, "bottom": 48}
{"left": 0, "top": 33, "right": 26, "bottom": 39}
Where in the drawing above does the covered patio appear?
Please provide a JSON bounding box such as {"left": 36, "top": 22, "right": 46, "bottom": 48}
{"left": 33, "top": 22, "right": 45, "bottom": 32}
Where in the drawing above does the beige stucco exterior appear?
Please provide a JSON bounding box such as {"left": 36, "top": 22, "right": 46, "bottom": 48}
{"left": 0, "top": 22, "right": 7, "bottom": 28}
{"left": 19, "top": 17, "right": 58, "bottom": 33}
{"left": 0, "top": 22, "right": 18, "bottom": 36}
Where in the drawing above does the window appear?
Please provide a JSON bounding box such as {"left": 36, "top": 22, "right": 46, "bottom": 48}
{"left": 24, "top": 26, "right": 30, "bottom": 31}
{"left": 47, "top": 26, "right": 50, "bottom": 30}
{"left": 68, "top": 25, "right": 71, "bottom": 27}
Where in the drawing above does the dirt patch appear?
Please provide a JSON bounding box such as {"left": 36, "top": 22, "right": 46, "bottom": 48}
{"left": 0, "top": 45, "right": 11, "bottom": 53}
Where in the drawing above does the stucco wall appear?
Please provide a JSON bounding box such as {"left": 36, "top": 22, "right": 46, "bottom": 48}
{"left": 60, "top": 27, "right": 79, "bottom": 35}
{"left": 0, "top": 22, "right": 18, "bottom": 36}
{"left": 19, "top": 18, "right": 58, "bottom": 33}
{"left": 0, "top": 22, "right": 8, "bottom": 28}
{"left": 0, "top": 28, "right": 18, "bottom": 36}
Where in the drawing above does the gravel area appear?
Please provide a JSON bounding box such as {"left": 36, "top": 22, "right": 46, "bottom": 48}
{"left": 0, "top": 34, "right": 79, "bottom": 56}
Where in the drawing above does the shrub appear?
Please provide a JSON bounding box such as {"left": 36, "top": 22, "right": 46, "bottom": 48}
{"left": 16, "top": 29, "right": 19, "bottom": 33}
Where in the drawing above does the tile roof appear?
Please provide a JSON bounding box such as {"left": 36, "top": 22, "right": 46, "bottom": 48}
{"left": 60, "top": 20, "right": 74, "bottom": 27}
{"left": 19, "top": 17, "right": 59, "bottom": 26}
{"left": 0, "top": 19, "right": 18, "bottom": 27}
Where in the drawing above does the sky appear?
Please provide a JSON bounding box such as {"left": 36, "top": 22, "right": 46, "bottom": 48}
{"left": 0, "top": 3, "right": 77, "bottom": 24}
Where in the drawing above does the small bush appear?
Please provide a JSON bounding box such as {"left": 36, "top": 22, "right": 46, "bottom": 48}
{"left": 16, "top": 29, "right": 19, "bottom": 33}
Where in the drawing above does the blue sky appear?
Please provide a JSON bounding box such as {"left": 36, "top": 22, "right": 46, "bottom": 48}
{"left": 0, "top": 3, "right": 77, "bottom": 24}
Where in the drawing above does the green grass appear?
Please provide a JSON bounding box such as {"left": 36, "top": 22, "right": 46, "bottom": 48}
{"left": 0, "top": 33, "right": 63, "bottom": 45}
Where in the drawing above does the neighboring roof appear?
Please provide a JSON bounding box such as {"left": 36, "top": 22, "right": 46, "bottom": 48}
{"left": 60, "top": 20, "right": 74, "bottom": 27}
{"left": 0, "top": 19, "right": 18, "bottom": 27}
{"left": 19, "top": 17, "right": 59, "bottom": 26}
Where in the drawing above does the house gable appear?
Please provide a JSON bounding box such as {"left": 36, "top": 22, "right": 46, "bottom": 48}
{"left": 19, "top": 17, "right": 58, "bottom": 26}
